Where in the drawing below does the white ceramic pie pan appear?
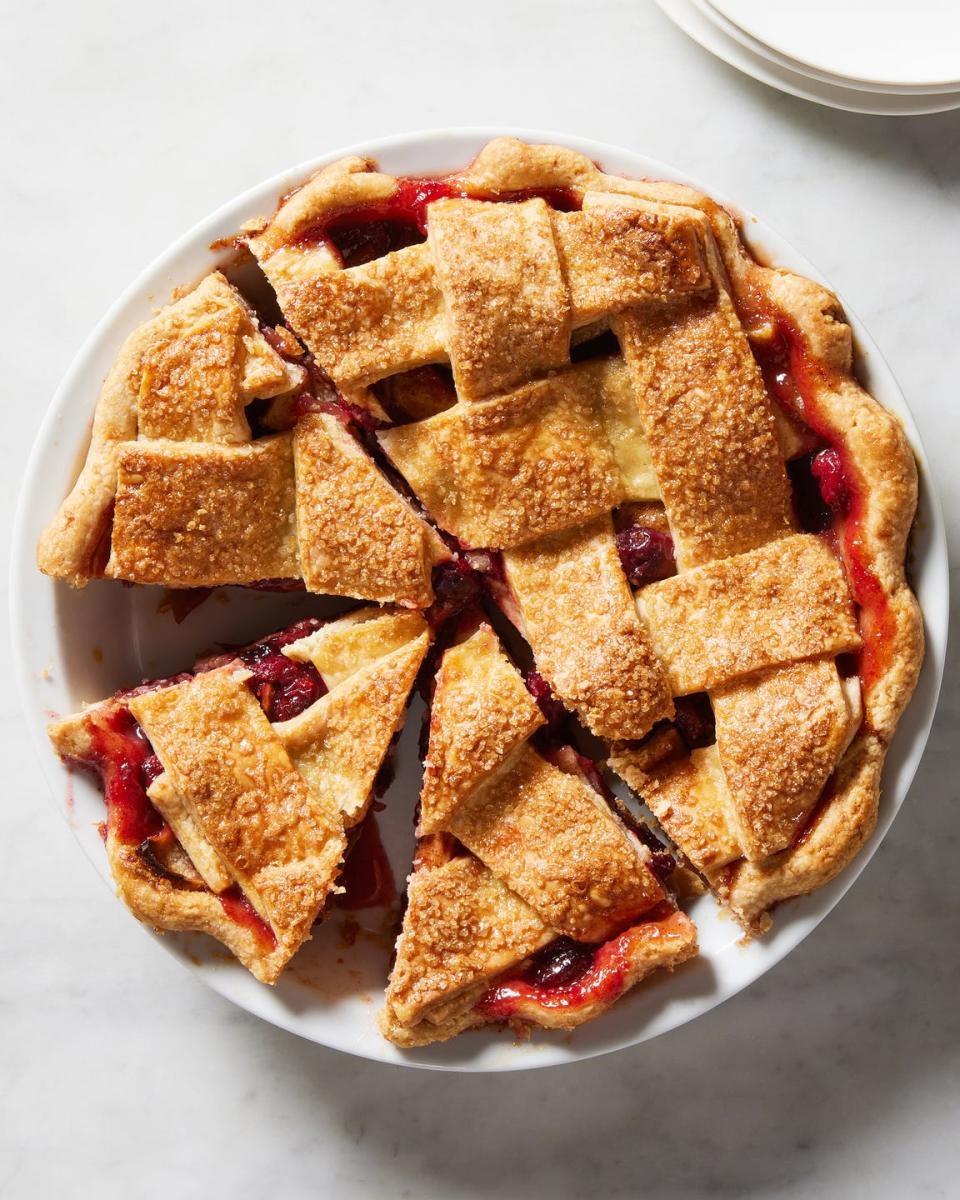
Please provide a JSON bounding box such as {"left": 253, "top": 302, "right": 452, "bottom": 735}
{"left": 11, "top": 128, "right": 948, "bottom": 1072}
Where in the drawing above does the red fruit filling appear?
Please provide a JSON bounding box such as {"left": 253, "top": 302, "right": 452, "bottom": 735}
{"left": 86, "top": 707, "right": 165, "bottom": 845}
{"left": 295, "top": 176, "right": 581, "bottom": 265}
{"left": 334, "top": 814, "right": 396, "bottom": 910}
{"left": 478, "top": 901, "right": 678, "bottom": 1019}
{"left": 810, "top": 447, "right": 850, "bottom": 514}
{"left": 426, "top": 557, "right": 484, "bottom": 630}
{"left": 673, "top": 693, "right": 716, "bottom": 749}
{"left": 742, "top": 301, "right": 895, "bottom": 703}
{"left": 615, "top": 524, "right": 677, "bottom": 587}
{"left": 218, "top": 886, "right": 277, "bottom": 951}
{"left": 523, "top": 937, "right": 597, "bottom": 990}
{"left": 525, "top": 670, "right": 567, "bottom": 732}
{"left": 238, "top": 619, "right": 328, "bottom": 723}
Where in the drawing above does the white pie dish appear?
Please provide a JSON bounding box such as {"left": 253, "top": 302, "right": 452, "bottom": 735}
{"left": 655, "top": 0, "right": 960, "bottom": 116}
{"left": 10, "top": 127, "right": 948, "bottom": 1072}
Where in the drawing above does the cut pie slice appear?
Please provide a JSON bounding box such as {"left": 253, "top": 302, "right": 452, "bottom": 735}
{"left": 48, "top": 608, "right": 429, "bottom": 982}
{"left": 36, "top": 271, "right": 448, "bottom": 604}
{"left": 381, "top": 625, "right": 697, "bottom": 1046}
{"left": 37, "top": 272, "right": 303, "bottom": 588}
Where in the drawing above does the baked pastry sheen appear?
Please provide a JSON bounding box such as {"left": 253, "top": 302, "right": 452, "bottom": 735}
{"left": 42, "top": 139, "right": 922, "bottom": 1050}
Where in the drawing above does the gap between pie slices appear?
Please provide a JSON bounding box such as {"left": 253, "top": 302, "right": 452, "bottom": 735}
{"left": 41, "top": 137, "right": 923, "bottom": 1048}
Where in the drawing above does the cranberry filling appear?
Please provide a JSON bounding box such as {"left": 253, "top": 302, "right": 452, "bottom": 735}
{"left": 296, "top": 178, "right": 460, "bottom": 255}
{"left": 245, "top": 577, "right": 308, "bottom": 592}
{"left": 673, "top": 694, "right": 716, "bottom": 749}
{"left": 741, "top": 303, "right": 897, "bottom": 702}
{"left": 239, "top": 638, "right": 327, "bottom": 724}
{"left": 296, "top": 178, "right": 582, "bottom": 264}
{"left": 480, "top": 934, "right": 624, "bottom": 1018}
{"left": 615, "top": 524, "right": 677, "bottom": 587}
{"left": 810, "top": 447, "right": 850, "bottom": 515}
{"left": 479, "top": 901, "right": 679, "bottom": 1019}
{"left": 334, "top": 814, "right": 396, "bottom": 910}
{"left": 524, "top": 670, "right": 567, "bottom": 733}
{"left": 86, "top": 708, "right": 165, "bottom": 845}
{"left": 218, "top": 886, "right": 277, "bottom": 950}
{"left": 425, "top": 557, "right": 484, "bottom": 630}
{"left": 141, "top": 753, "right": 164, "bottom": 788}
{"left": 523, "top": 937, "right": 598, "bottom": 990}
{"left": 291, "top": 385, "right": 390, "bottom": 435}
{"left": 326, "top": 217, "right": 423, "bottom": 268}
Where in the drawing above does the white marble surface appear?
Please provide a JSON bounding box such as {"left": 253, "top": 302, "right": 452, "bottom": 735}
{"left": 2, "top": 1, "right": 958, "bottom": 1195}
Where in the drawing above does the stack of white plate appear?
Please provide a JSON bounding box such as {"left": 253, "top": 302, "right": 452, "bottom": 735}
{"left": 655, "top": 0, "right": 960, "bottom": 115}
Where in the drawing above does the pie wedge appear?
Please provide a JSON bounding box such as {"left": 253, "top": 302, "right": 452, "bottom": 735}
{"left": 48, "top": 608, "right": 429, "bottom": 982}
{"left": 381, "top": 625, "right": 697, "bottom": 1046}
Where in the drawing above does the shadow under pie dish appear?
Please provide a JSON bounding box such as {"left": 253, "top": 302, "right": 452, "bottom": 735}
{"left": 34, "top": 134, "right": 926, "bottom": 1057}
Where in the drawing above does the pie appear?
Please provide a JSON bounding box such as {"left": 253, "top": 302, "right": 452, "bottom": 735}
{"left": 48, "top": 608, "right": 430, "bottom": 981}
{"left": 380, "top": 623, "right": 697, "bottom": 1045}
{"left": 40, "top": 138, "right": 923, "bottom": 1048}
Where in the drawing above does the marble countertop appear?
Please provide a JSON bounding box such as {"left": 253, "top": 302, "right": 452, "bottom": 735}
{"left": 2, "top": 1, "right": 957, "bottom": 1195}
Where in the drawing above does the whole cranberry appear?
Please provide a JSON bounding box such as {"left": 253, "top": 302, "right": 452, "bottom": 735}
{"left": 810, "top": 448, "right": 851, "bottom": 515}
{"left": 616, "top": 525, "right": 677, "bottom": 587}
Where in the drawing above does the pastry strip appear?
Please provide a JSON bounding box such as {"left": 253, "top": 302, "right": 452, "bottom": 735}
{"left": 637, "top": 534, "right": 861, "bottom": 695}
{"left": 503, "top": 514, "right": 673, "bottom": 740}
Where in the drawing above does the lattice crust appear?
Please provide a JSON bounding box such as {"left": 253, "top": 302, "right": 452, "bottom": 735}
{"left": 379, "top": 361, "right": 628, "bottom": 549}
{"left": 418, "top": 627, "right": 671, "bottom": 933}
{"left": 502, "top": 515, "right": 674, "bottom": 741}
{"left": 419, "top": 626, "right": 545, "bottom": 836}
{"left": 637, "top": 534, "right": 861, "bottom": 694}
{"left": 381, "top": 854, "right": 554, "bottom": 1037}
{"left": 247, "top": 189, "right": 709, "bottom": 399}
{"left": 107, "top": 435, "right": 300, "bottom": 587}
{"left": 36, "top": 272, "right": 445, "bottom": 605}
{"left": 274, "top": 630, "right": 429, "bottom": 827}
{"left": 40, "top": 139, "right": 923, "bottom": 1022}
{"left": 382, "top": 837, "right": 696, "bottom": 1047}
{"left": 47, "top": 607, "right": 429, "bottom": 983}
{"left": 449, "top": 744, "right": 664, "bottom": 942}
{"left": 455, "top": 137, "right": 920, "bottom": 734}
{"left": 293, "top": 412, "right": 450, "bottom": 605}
{"left": 712, "top": 664, "right": 862, "bottom": 860}
{"left": 242, "top": 136, "right": 921, "bottom": 931}
{"left": 37, "top": 272, "right": 303, "bottom": 587}
{"left": 130, "top": 670, "right": 345, "bottom": 950}
{"left": 380, "top": 624, "right": 692, "bottom": 1045}
{"left": 611, "top": 279, "right": 795, "bottom": 571}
